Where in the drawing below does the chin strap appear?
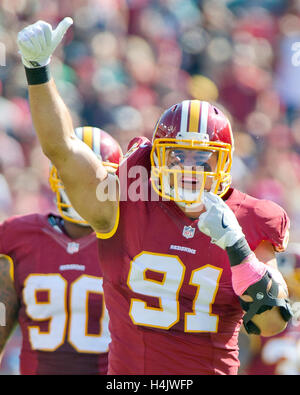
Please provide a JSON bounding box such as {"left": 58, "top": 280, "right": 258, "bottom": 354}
{"left": 58, "top": 190, "right": 89, "bottom": 226}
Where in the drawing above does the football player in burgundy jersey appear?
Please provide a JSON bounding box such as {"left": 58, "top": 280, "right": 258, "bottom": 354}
{"left": 0, "top": 126, "right": 123, "bottom": 375}
{"left": 17, "top": 19, "right": 293, "bottom": 375}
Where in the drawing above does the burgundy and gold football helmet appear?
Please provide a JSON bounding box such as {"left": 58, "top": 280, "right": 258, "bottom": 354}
{"left": 151, "top": 100, "right": 234, "bottom": 208}
{"left": 49, "top": 126, "right": 123, "bottom": 225}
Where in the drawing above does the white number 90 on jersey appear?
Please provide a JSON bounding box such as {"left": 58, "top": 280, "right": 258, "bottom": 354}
{"left": 23, "top": 274, "right": 110, "bottom": 353}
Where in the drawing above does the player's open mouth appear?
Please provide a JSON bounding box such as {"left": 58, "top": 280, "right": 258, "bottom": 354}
{"left": 179, "top": 177, "right": 201, "bottom": 189}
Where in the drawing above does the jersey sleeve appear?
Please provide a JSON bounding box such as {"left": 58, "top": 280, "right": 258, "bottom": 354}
{"left": 253, "top": 199, "right": 290, "bottom": 252}
{"left": 0, "top": 215, "right": 39, "bottom": 255}
{"left": 96, "top": 137, "right": 152, "bottom": 240}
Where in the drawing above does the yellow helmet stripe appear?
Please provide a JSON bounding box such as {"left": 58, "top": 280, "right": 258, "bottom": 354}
{"left": 82, "top": 126, "right": 93, "bottom": 149}
{"left": 188, "top": 100, "right": 201, "bottom": 132}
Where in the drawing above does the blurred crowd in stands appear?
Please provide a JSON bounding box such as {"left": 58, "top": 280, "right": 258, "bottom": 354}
{"left": 1, "top": 0, "right": 300, "bottom": 374}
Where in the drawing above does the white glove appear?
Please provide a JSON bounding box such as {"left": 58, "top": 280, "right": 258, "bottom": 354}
{"left": 17, "top": 17, "right": 73, "bottom": 68}
{"left": 197, "top": 192, "right": 245, "bottom": 250}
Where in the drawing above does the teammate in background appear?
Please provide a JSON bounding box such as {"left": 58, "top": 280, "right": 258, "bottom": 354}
{"left": 0, "top": 126, "right": 123, "bottom": 375}
{"left": 17, "top": 18, "right": 293, "bottom": 375}
{"left": 240, "top": 243, "right": 300, "bottom": 375}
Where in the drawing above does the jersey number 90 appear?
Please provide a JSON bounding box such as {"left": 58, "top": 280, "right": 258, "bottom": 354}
{"left": 23, "top": 274, "right": 110, "bottom": 353}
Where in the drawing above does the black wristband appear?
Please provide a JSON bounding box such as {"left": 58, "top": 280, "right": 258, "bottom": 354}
{"left": 226, "top": 237, "right": 252, "bottom": 266}
{"left": 25, "top": 65, "right": 51, "bottom": 85}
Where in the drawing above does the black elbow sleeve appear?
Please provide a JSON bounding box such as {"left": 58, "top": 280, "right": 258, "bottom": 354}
{"left": 239, "top": 271, "right": 293, "bottom": 335}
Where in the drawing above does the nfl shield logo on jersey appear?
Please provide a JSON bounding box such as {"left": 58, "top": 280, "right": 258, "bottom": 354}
{"left": 182, "top": 226, "right": 195, "bottom": 239}
{"left": 67, "top": 242, "right": 80, "bottom": 254}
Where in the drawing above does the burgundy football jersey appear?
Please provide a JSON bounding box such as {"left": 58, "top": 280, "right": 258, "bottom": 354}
{"left": 0, "top": 214, "right": 110, "bottom": 375}
{"left": 97, "top": 137, "right": 290, "bottom": 375}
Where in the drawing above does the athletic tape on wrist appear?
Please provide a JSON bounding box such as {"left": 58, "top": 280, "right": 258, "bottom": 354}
{"left": 25, "top": 65, "right": 51, "bottom": 85}
{"left": 231, "top": 253, "right": 267, "bottom": 296}
{"left": 226, "top": 237, "right": 252, "bottom": 266}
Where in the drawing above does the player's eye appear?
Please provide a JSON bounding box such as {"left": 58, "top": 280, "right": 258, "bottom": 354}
{"left": 168, "top": 150, "right": 214, "bottom": 170}
{"left": 168, "top": 150, "right": 185, "bottom": 166}
{"left": 194, "top": 151, "right": 211, "bottom": 163}
{"left": 193, "top": 157, "right": 210, "bottom": 170}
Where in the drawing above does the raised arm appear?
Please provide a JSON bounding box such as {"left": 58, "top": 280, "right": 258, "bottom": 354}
{"left": 17, "top": 19, "right": 119, "bottom": 234}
